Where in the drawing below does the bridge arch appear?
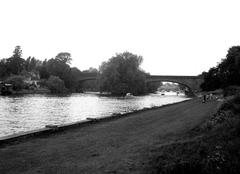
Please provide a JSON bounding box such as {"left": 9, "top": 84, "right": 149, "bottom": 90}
{"left": 146, "top": 79, "right": 194, "bottom": 96}
{"left": 146, "top": 75, "right": 203, "bottom": 94}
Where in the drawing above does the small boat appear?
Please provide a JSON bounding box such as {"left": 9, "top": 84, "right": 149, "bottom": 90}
{"left": 125, "top": 93, "right": 134, "bottom": 98}
{"left": 86, "top": 117, "right": 98, "bottom": 122}
{"left": 0, "top": 83, "right": 13, "bottom": 95}
{"left": 45, "top": 125, "right": 59, "bottom": 129}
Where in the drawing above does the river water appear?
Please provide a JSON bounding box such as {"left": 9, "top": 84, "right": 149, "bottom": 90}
{"left": 0, "top": 92, "right": 189, "bottom": 137}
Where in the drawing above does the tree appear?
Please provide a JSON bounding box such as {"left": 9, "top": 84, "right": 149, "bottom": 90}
{"left": 6, "top": 46, "right": 25, "bottom": 75}
{"left": 55, "top": 52, "right": 72, "bottom": 64}
{"left": 25, "top": 56, "right": 38, "bottom": 72}
{"left": 38, "top": 53, "right": 81, "bottom": 91}
{"left": 46, "top": 76, "right": 67, "bottom": 93}
{"left": 0, "top": 59, "right": 7, "bottom": 78}
{"left": 222, "top": 46, "right": 240, "bottom": 86}
{"left": 200, "top": 67, "right": 221, "bottom": 91}
{"left": 98, "top": 52, "right": 147, "bottom": 95}
{"left": 201, "top": 46, "right": 240, "bottom": 91}
{"left": 12, "top": 46, "right": 22, "bottom": 59}
{"left": 39, "top": 59, "right": 50, "bottom": 79}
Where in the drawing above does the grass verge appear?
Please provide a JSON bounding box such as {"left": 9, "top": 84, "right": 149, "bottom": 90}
{"left": 145, "top": 95, "right": 240, "bottom": 174}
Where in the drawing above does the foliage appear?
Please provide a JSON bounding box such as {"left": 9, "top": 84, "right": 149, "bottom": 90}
{"left": 0, "top": 46, "right": 160, "bottom": 94}
{"left": 201, "top": 46, "right": 240, "bottom": 91}
{"left": 0, "top": 59, "right": 8, "bottom": 78}
{"left": 12, "top": 46, "right": 22, "bottom": 58}
{"left": 55, "top": 52, "right": 72, "bottom": 64}
{"left": 223, "top": 86, "right": 240, "bottom": 97}
{"left": 39, "top": 59, "right": 50, "bottom": 79}
{"left": 5, "top": 75, "right": 25, "bottom": 91}
{"left": 146, "top": 98, "right": 240, "bottom": 174}
{"left": 220, "top": 95, "right": 240, "bottom": 114}
{"left": 98, "top": 52, "right": 149, "bottom": 95}
{"left": 146, "top": 81, "right": 162, "bottom": 93}
{"left": 46, "top": 76, "right": 67, "bottom": 93}
{"left": 37, "top": 54, "right": 82, "bottom": 91}
{"left": 0, "top": 46, "right": 26, "bottom": 77}
{"left": 25, "top": 56, "right": 41, "bottom": 72}
{"left": 5, "top": 46, "right": 25, "bottom": 75}
{"left": 0, "top": 46, "right": 98, "bottom": 93}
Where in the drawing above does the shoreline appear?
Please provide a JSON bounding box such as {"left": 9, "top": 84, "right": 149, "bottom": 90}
{"left": 0, "top": 98, "right": 192, "bottom": 146}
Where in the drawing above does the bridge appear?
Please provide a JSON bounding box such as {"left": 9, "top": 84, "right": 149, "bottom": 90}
{"left": 147, "top": 75, "right": 203, "bottom": 92}
{"left": 78, "top": 75, "right": 203, "bottom": 93}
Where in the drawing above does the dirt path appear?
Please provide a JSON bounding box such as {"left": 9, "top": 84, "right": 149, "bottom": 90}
{"left": 0, "top": 99, "right": 218, "bottom": 174}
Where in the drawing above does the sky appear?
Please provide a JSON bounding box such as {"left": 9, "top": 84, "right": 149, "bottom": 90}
{"left": 1, "top": 0, "right": 240, "bottom": 75}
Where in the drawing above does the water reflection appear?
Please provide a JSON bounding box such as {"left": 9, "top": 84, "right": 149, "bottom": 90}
{"left": 0, "top": 93, "right": 189, "bottom": 137}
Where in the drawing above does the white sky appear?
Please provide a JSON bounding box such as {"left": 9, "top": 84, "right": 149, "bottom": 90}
{"left": 1, "top": 0, "right": 240, "bottom": 75}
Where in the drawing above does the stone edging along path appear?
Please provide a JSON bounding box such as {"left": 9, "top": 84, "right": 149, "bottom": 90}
{"left": 0, "top": 99, "right": 192, "bottom": 146}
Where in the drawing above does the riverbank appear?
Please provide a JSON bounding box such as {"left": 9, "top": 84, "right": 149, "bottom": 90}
{"left": 146, "top": 95, "right": 240, "bottom": 174}
{"left": 0, "top": 98, "right": 219, "bottom": 174}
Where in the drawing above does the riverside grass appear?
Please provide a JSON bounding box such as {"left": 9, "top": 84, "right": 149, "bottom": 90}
{"left": 146, "top": 95, "right": 240, "bottom": 174}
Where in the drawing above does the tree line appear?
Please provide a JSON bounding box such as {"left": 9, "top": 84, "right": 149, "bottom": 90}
{"left": 0, "top": 46, "right": 97, "bottom": 93}
{"left": 201, "top": 46, "right": 240, "bottom": 91}
{"left": 0, "top": 46, "right": 158, "bottom": 95}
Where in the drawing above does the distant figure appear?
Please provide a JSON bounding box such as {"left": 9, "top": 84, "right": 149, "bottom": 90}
{"left": 125, "top": 93, "right": 134, "bottom": 98}
{"left": 202, "top": 94, "right": 206, "bottom": 103}
{"left": 209, "top": 93, "right": 213, "bottom": 100}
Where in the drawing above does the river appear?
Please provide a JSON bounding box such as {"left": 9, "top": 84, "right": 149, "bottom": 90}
{"left": 0, "top": 92, "right": 189, "bottom": 137}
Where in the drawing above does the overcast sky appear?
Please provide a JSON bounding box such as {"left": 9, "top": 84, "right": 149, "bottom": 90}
{"left": 1, "top": 0, "right": 240, "bottom": 75}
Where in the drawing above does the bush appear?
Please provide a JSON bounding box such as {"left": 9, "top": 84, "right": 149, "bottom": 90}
{"left": 220, "top": 95, "right": 240, "bottom": 114}
{"left": 223, "top": 86, "right": 240, "bottom": 97}
{"left": 98, "top": 52, "right": 148, "bottom": 95}
{"left": 46, "top": 76, "right": 67, "bottom": 93}
{"left": 5, "top": 75, "right": 25, "bottom": 91}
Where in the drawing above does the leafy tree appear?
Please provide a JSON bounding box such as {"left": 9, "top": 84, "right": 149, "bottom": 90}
{"left": 200, "top": 67, "right": 221, "bottom": 91}
{"left": 201, "top": 46, "right": 240, "bottom": 91}
{"left": 46, "top": 76, "right": 67, "bottom": 93}
{"left": 25, "top": 56, "right": 39, "bottom": 71}
{"left": 6, "top": 46, "right": 25, "bottom": 75}
{"left": 38, "top": 53, "right": 81, "bottom": 91}
{"left": 98, "top": 52, "right": 148, "bottom": 95}
{"left": 55, "top": 52, "right": 72, "bottom": 64}
{"left": 222, "top": 46, "right": 240, "bottom": 86}
{"left": 12, "top": 46, "right": 22, "bottom": 59}
{"left": 39, "top": 59, "right": 50, "bottom": 79}
{"left": 66, "top": 67, "right": 82, "bottom": 91}
{"left": 0, "top": 59, "right": 7, "bottom": 78}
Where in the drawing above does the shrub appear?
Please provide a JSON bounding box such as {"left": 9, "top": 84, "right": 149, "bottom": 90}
{"left": 5, "top": 75, "right": 25, "bottom": 91}
{"left": 46, "top": 76, "right": 67, "bottom": 93}
{"left": 223, "top": 86, "right": 240, "bottom": 97}
{"left": 220, "top": 95, "right": 240, "bottom": 114}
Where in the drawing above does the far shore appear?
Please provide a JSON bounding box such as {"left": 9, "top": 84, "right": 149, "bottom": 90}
{"left": 0, "top": 98, "right": 219, "bottom": 174}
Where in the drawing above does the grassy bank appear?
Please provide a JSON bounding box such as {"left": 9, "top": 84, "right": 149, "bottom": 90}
{"left": 0, "top": 99, "right": 218, "bottom": 174}
{"left": 145, "top": 95, "right": 240, "bottom": 174}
